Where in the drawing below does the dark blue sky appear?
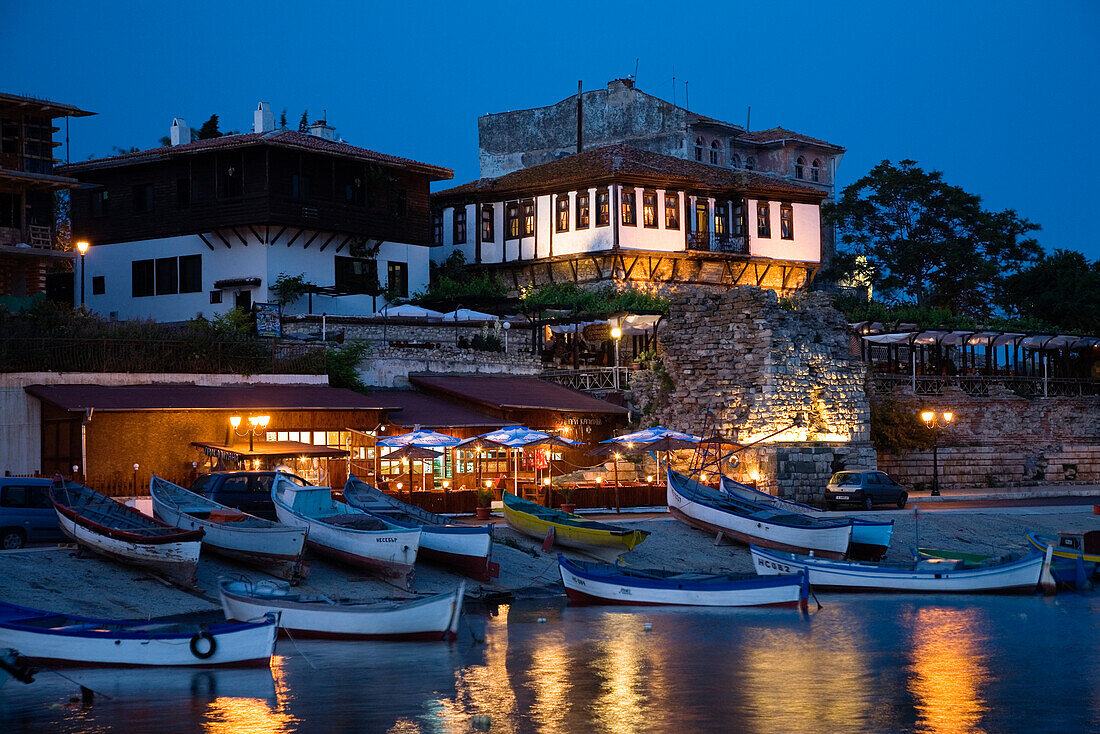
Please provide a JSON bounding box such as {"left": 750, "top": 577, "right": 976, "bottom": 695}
{"left": 6, "top": 1, "right": 1099, "bottom": 259}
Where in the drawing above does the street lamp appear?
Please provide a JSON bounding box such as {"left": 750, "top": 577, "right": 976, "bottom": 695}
{"left": 230, "top": 414, "right": 271, "bottom": 452}
{"left": 920, "top": 410, "right": 954, "bottom": 496}
{"left": 75, "top": 240, "right": 90, "bottom": 307}
{"left": 611, "top": 326, "right": 622, "bottom": 390}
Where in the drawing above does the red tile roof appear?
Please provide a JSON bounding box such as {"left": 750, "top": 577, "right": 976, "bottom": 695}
{"left": 58, "top": 129, "right": 453, "bottom": 181}
{"left": 368, "top": 390, "right": 504, "bottom": 429}
{"left": 433, "top": 143, "right": 826, "bottom": 201}
{"left": 408, "top": 375, "right": 628, "bottom": 415}
{"left": 736, "top": 127, "right": 843, "bottom": 150}
{"left": 25, "top": 384, "right": 393, "bottom": 412}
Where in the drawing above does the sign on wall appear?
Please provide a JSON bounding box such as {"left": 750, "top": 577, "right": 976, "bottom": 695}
{"left": 254, "top": 303, "right": 282, "bottom": 338}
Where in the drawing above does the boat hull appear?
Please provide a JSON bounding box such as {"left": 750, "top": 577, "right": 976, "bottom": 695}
{"left": 1026, "top": 533, "right": 1099, "bottom": 585}
{"left": 668, "top": 474, "right": 850, "bottom": 559}
{"left": 56, "top": 510, "right": 201, "bottom": 587}
{"left": 418, "top": 529, "right": 496, "bottom": 582}
{"left": 752, "top": 545, "right": 1045, "bottom": 593}
{"left": 152, "top": 491, "right": 307, "bottom": 583}
{"left": 503, "top": 500, "right": 647, "bottom": 557}
{"left": 219, "top": 581, "right": 464, "bottom": 640}
{"left": 559, "top": 560, "right": 803, "bottom": 607}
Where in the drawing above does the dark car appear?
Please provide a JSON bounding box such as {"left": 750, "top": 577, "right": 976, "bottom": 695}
{"left": 825, "top": 470, "right": 908, "bottom": 510}
{"left": 188, "top": 471, "right": 310, "bottom": 520}
{"left": 0, "top": 478, "right": 65, "bottom": 549}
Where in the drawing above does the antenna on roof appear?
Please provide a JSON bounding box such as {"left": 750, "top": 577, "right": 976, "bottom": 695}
{"left": 684, "top": 81, "right": 689, "bottom": 111}
{"left": 746, "top": 106, "right": 751, "bottom": 131}
{"left": 672, "top": 69, "right": 676, "bottom": 105}
{"left": 631, "top": 58, "right": 639, "bottom": 83}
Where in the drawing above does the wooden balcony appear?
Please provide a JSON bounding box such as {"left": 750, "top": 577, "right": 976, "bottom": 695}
{"left": 687, "top": 231, "right": 748, "bottom": 254}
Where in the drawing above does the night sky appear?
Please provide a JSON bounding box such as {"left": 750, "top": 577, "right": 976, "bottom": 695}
{"left": 5, "top": 0, "right": 1098, "bottom": 259}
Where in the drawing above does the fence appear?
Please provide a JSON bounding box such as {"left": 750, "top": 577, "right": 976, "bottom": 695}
{"left": 541, "top": 367, "right": 633, "bottom": 392}
{"left": 868, "top": 373, "right": 1100, "bottom": 398}
{"left": 0, "top": 337, "right": 327, "bottom": 375}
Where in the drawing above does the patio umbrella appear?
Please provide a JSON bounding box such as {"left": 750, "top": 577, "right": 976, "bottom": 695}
{"left": 378, "top": 431, "right": 457, "bottom": 492}
{"left": 455, "top": 436, "right": 509, "bottom": 491}
{"left": 478, "top": 426, "right": 581, "bottom": 494}
{"left": 602, "top": 427, "right": 701, "bottom": 484}
{"left": 380, "top": 444, "right": 441, "bottom": 493}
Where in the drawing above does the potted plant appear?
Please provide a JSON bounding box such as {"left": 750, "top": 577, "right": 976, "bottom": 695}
{"left": 558, "top": 485, "right": 577, "bottom": 514}
{"left": 475, "top": 489, "right": 494, "bottom": 520}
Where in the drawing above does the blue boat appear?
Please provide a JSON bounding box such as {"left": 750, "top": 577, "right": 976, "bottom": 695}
{"left": 719, "top": 475, "right": 893, "bottom": 560}
{"left": 1026, "top": 531, "right": 1099, "bottom": 588}
{"left": 558, "top": 555, "right": 809, "bottom": 608}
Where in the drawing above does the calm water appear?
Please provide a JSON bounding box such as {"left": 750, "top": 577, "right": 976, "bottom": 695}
{"left": 3, "top": 593, "right": 1098, "bottom": 733}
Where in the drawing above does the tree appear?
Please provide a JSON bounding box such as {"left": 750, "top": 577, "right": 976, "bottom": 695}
{"left": 197, "top": 114, "right": 222, "bottom": 140}
{"left": 279, "top": 108, "right": 288, "bottom": 128}
{"left": 298, "top": 110, "right": 309, "bottom": 133}
{"left": 824, "top": 160, "right": 1041, "bottom": 317}
{"left": 998, "top": 249, "right": 1100, "bottom": 332}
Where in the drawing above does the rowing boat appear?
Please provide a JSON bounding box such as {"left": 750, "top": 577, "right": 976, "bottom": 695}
{"left": 0, "top": 600, "right": 277, "bottom": 667}
{"left": 1026, "top": 531, "right": 1099, "bottom": 587}
{"left": 668, "top": 471, "right": 852, "bottom": 559}
{"left": 343, "top": 476, "right": 497, "bottom": 581}
{"left": 558, "top": 555, "right": 808, "bottom": 608}
{"left": 719, "top": 475, "right": 892, "bottom": 560}
{"left": 50, "top": 479, "right": 203, "bottom": 587}
{"left": 151, "top": 475, "right": 308, "bottom": 583}
{"left": 218, "top": 579, "right": 465, "bottom": 640}
{"left": 502, "top": 492, "right": 649, "bottom": 557}
{"left": 751, "top": 544, "right": 1048, "bottom": 593}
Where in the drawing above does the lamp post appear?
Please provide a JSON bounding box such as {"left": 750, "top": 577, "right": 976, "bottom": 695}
{"left": 75, "top": 240, "right": 90, "bottom": 307}
{"left": 611, "top": 326, "right": 622, "bottom": 390}
{"left": 920, "top": 410, "right": 954, "bottom": 497}
{"left": 230, "top": 415, "right": 271, "bottom": 453}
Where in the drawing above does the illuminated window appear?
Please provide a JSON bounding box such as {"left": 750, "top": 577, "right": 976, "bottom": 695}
{"left": 812, "top": 159, "right": 822, "bottom": 182}
{"left": 665, "top": 192, "right": 680, "bottom": 229}
{"left": 714, "top": 202, "right": 728, "bottom": 235}
{"left": 780, "top": 202, "right": 794, "bottom": 240}
{"left": 757, "top": 200, "right": 771, "bottom": 238}
{"left": 694, "top": 199, "right": 709, "bottom": 233}
{"left": 482, "top": 204, "right": 494, "bottom": 242}
{"left": 795, "top": 156, "right": 805, "bottom": 180}
{"left": 695, "top": 137, "right": 705, "bottom": 162}
{"left": 642, "top": 190, "right": 658, "bottom": 228}
{"left": 506, "top": 201, "right": 520, "bottom": 239}
{"left": 453, "top": 207, "right": 466, "bottom": 244}
{"left": 595, "top": 189, "right": 610, "bottom": 226}
{"left": 522, "top": 200, "right": 535, "bottom": 236}
{"left": 576, "top": 191, "right": 590, "bottom": 229}
{"left": 556, "top": 194, "right": 570, "bottom": 232}
{"left": 621, "top": 189, "right": 636, "bottom": 226}
{"left": 710, "top": 141, "right": 721, "bottom": 165}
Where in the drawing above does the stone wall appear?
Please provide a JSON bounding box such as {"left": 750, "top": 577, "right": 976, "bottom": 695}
{"left": 630, "top": 286, "right": 874, "bottom": 502}
{"left": 282, "top": 315, "right": 536, "bottom": 352}
{"left": 357, "top": 344, "right": 541, "bottom": 388}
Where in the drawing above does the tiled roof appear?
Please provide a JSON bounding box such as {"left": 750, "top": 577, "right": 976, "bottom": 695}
{"left": 58, "top": 129, "right": 453, "bottom": 181}
{"left": 368, "top": 390, "right": 504, "bottom": 429}
{"left": 408, "top": 374, "right": 628, "bottom": 415}
{"left": 0, "top": 91, "right": 95, "bottom": 118}
{"left": 736, "top": 127, "right": 844, "bottom": 151}
{"left": 433, "top": 143, "right": 825, "bottom": 201}
{"left": 25, "top": 384, "right": 394, "bottom": 412}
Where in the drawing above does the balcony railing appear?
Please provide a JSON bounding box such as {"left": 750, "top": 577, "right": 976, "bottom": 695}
{"left": 868, "top": 373, "right": 1100, "bottom": 398}
{"left": 687, "top": 231, "right": 748, "bottom": 254}
{"left": 541, "top": 367, "right": 632, "bottom": 392}
{"left": 0, "top": 225, "right": 52, "bottom": 249}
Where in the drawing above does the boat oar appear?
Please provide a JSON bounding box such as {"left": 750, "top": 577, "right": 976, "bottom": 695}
{"left": 912, "top": 505, "right": 920, "bottom": 562}
{"left": 541, "top": 526, "right": 556, "bottom": 553}
{"left": 1039, "top": 544, "right": 1057, "bottom": 596}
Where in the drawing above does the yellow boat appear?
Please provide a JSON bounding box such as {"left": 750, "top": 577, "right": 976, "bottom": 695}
{"left": 502, "top": 492, "right": 649, "bottom": 556}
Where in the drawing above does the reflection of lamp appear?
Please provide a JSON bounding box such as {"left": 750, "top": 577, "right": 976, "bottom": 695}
{"left": 920, "top": 410, "right": 955, "bottom": 496}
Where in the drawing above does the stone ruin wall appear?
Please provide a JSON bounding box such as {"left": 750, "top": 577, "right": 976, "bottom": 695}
{"left": 630, "top": 286, "right": 875, "bottom": 503}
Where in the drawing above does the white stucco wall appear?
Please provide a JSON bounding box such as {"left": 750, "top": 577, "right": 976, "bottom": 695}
{"left": 617, "top": 186, "right": 686, "bottom": 253}
{"left": 747, "top": 199, "right": 821, "bottom": 263}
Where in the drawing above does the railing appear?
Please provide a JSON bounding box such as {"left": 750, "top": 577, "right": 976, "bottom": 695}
{"left": 541, "top": 367, "right": 632, "bottom": 392}
{"left": 0, "top": 226, "right": 52, "bottom": 249}
{"left": 687, "top": 231, "right": 748, "bottom": 254}
{"left": 0, "top": 337, "right": 327, "bottom": 375}
{"left": 868, "top": 373, "right": 1100, "bottom": 398}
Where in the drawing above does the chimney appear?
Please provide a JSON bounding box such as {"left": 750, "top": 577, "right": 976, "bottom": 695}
{"left": 170, "top": 118, "right": 190, "bottom": 146}
{"left": 253, "top": 102, "right": 274, "bottom": 133}
{"left": 308, "top": 119, "right": 337, "bottom": 141}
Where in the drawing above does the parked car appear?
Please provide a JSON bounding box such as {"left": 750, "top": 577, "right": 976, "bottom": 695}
{"left": 825, "top": 470, "right": 908, "bottom": 510}
{"left": 188, "top": 471, "right": 311, "bottom": 520}
{"left": 0, "top": 478, "right": 65, "bottom": 549}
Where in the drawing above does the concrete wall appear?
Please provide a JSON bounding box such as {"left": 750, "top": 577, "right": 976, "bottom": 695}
{"left": 0, "top": 372, "right": 326, "bottom": 476}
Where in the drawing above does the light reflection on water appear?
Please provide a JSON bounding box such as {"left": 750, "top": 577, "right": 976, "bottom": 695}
{"left": 3, "top": 594, "right": 1098, "bottom": 733}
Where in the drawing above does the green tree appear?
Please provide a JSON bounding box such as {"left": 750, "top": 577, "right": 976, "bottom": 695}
{"left": 824, "top": 160, "right": 1041, "bottom": 317}
{"left": 271, "top": 272, "right": 317, "bottom": 307}
{"left": 998, "top": 249, "right": 1100, "bottom": 332}
{"left": 279, "top": 108, "right": 288, "bottom": 128}
{"left": 197, "top": 114, "right": 222, "bottom": 140}
{"left": 298, "top": 110, "right": 309, "bottom": 133}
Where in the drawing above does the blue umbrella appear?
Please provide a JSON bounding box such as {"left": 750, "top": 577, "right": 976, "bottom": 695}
{"left": 602, "top": 426, "right": 701, "bottom": 485}
{"left": 476, "top": 426, "right": 580, "bottom": 492}
{"left": 378, "top": 430, "right": 460, "bottom": 448}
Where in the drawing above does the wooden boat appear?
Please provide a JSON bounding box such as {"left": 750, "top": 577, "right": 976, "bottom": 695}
{"left": 343, "top": 476, "right": 498, "bottom": 581}
{"left": 218, "top": 578, "right": 465, "bottom": 640}
{"left": 559, "top": 555, "right": 808, "bottom": 608}
{"left": 1026, "top": 531, "right": 1099, "bottom": 587}
{"left": 0, "top": 648, "right": 34, "bottom": 686}
{"left": 502, "top": 491, "right": 649, "bottom": 558}
{"left": 720, "top": 475, "right": 893, "bottom": 560}
{"left": 668, "top": 471, "right": 852, "bottom": 559}
{"left": 0, "top": 600, "right": 277, "bottom": 667}
{"left": 271, "top": 474, "right": 420, "bottom": 586}
{"left": 150, "top": 476, "right": 308, "bottom": 583}
{"left": 50, "top": 479, "right": 203, "bottom": 587}
{"left": 751, "top": 544, "right": 1049, "bottom": 593}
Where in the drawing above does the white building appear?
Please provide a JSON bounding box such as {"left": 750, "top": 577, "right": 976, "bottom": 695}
{"left": 61, "top": 104, "right": 452, "bottom": 321}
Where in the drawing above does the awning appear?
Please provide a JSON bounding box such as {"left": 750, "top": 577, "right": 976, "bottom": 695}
{"left": 191, "top": 441, "right": 348, "bottom": 461}
{"left": 863, "top": 331, "right": 1099, "bottom": 350}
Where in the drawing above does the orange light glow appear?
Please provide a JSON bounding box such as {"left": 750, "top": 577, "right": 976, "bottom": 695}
{"left": 907, "top": 606, "right": 988, "bottom": 734}
{"left": 943, "top": 411, "right": 954, "bottom": 424}
{"left": 229, "top": 416, "right": 242, "bottom": 429}
{"left": 921, "top": 410, "right": 935, "bottom": 424}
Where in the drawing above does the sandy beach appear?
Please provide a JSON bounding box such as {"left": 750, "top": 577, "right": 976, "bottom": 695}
{"left": 0, "top": 505, "right": 1095, "bottom": 620}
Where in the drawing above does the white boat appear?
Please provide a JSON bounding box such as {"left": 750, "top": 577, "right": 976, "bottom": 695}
{"left": 667, "top": 471, "right": 852, "bottom": 559}
{"left": 151, "top": 475, "right": 308, "bottom": 583}
{"left": 558, "top": 555, "right": 808, "bottom": 608}
{"left": 751, "top": 544, "right": 1049, "bottom": 593}
{"left": 218, "top": 578, "right": 465, "bottom": 640}
{"left": 271, "top": 473, "right": 420, "bottom": 587}
{"left": 0, "top": 600, "right": 277, "bottom": 667}
{"left": 343, "top": 476, "right": 498, "bottom": 581}
{"left": 719, "top": 475, "right": 894, "bottom": 560}
{"left": 50, "top": 479, "right": 203, "bottom": 587}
